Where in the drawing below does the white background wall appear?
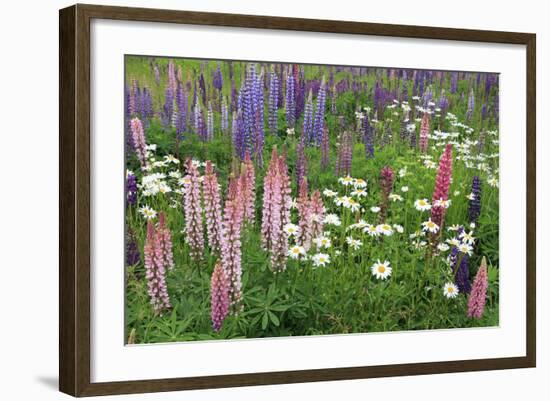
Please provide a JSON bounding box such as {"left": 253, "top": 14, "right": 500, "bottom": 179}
{"left": 0, "top": 0, "right": 546, "bottom": 400}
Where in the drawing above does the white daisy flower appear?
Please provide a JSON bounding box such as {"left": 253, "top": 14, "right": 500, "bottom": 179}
{"left": 335, "top": 196, "right": 352, "bottom": 207}
{"left": 345, "top": 198, "right": 361, "bottom": 212}
{"left": 424, "top": 160, "right": 437, "bottom": 169}
{"left": 371, "top": 260, "right": 392, "bottom": 280}
{"left": 422, "top": 219, "right": 440, "bottom": 233}
{"left": 351, "top": 188, "right": 368, "bottom": 198}
{"left": 283, "top": 223, "right": 300, "bottom": 237}
{"left": 377, "top": 224, "right": 394, "bottom": 236}
{"left": 370, "top": 206, "right": 381, "bottom": 213}
{"left": 443, "top": 282, "right": 459, "bottom": 298}
{"left": 458, "top": 243, "right": 473, "bottom": 256}
{"left": 401, "top": 186, "right": 409, "bottom": 193}
{"left": 164, "top": 154, "right": 180, "bottom": 164}
{"left": 363, "top": 224, "right": 380, "bottom": 237}
{"left": 338, "top": 176, "right": 354, "bottom": 186}
{"left": 414, "top": 199, "right": 432, "bottom": 211}
{"left": 323, "top": 214, "right": 341, "bottom": 226}
{"left": 288, "top": 245, "right": 306, "bottom": 259}
{"left": 323, "top": 189, "right": 338, "bottom": 198}
{"left": 437, "top": 243, "right": 450, "bottom": 252}
{"left": 353, "top": 178, "right": 367, "bottom": 189}
{"left": 312, "top": 253, "right": 331, "bottom": 267}
{"left": 459, "top": 230, "right": 476, "bottom": 245}
{"left": 488, "top": 177, "right": 499, "bottom": 188}
{"left": 447, "top": 224, "right": 461, "bottom": 232}
{"left": 346, "top": 236, "right": 363, "bottom": 250}
{"left": 313, "top": 236, "right": 332, "bottom": 249}
{"left": 138, "top": 205, "right": 157, "bottom": 220}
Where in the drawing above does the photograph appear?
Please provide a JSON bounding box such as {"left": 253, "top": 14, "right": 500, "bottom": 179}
{"left": 124, "top": 56, "right": 500, "bottom": 344}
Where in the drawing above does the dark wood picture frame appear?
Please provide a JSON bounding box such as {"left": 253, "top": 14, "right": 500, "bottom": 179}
{"left": 59, "top": 3, "right": 536, "bottom": 397}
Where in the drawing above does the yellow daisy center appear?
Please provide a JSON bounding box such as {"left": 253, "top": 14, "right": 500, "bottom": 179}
{"left": 378, "top": 265, "right": 386, "bottom": 273}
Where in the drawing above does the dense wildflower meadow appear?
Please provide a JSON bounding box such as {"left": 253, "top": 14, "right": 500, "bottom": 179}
{"left": 124, "top": 56, "right": 499, "bottom": 344}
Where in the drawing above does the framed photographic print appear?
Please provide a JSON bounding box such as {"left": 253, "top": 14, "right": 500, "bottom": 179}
{"left": 59, "top": 4, "right": 536, "bottom": 397}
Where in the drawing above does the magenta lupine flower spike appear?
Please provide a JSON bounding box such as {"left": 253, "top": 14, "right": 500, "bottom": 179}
{"left": 419, "top": 112, "right": 430, "bottom": 153}
{"left": 467, "top": 257, "right": 489, "bottom": 318}
{"left": 130, "top": 117, "right": 148, "bottom": 169}
{"left": 221, "top": 176, "right": 244, "bottom": 313}
{"left": 431, "top": 144, "right": 453, "bottom": 230}
{"left": 144, "top": 221, "right": 171, "bottom": 313}
{"left": 202, "top": 161, "right": 223, "bottom": 252}
{"left": 183, "top": 160, "right": 205, "bottom": 260}
{"left": 157, "top": 213, "right": 174, "bottom": 270}
{"left": 242, "top": 152, "right": 256, "bottom": 223}
{"left": 210, "top": 261, "right": 230, "bottom": 332}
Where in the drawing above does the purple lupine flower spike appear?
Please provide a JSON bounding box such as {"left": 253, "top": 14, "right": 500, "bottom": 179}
{"left": 468, "top": 176, "right": 482, "bottom": 224}
{"left": 312, "top": 77, "right": 327, "bottom": 146}
{"left": 268, "top": 69, "right": 279, "bottom": 135}
{"left": 285, "top": 73, "right": 296, "bottom": 128}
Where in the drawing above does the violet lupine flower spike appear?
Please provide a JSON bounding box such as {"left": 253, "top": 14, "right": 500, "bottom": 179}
{"left": 419, "top": 112, "right": 430, "bottom": 153}
{"left": 202, "top": 161, "right": 224, "bottom": 253}
{"left": 183, "top": 160, "right": 205, "bottom": 261}
{"left": 125, "top": 227, "right": 140, "bottom": 266}
{"left": 455, "top": 251, "right": 471, "bottom": 294}
{"left": 130, "top": 117, "right": 148, "bottom": 169}
{"left": 302, "top": 90, "right": 314, "bottom": 144}
{"left": 312, "top": 77, "right": 327, "bottom": 146}
{"left": 431, "top": 144, "right": 453, "bottom": 232}
{"left": 126, "top": 171, "right": 137, "bottom": 207}
{"left": 468, "top": 176, "right": 482, "bottom": 225}
{"left": 285, "top": 73, "right": 296, "bottom": 128}
{"left": 467, "top": 257, "right": 489, "bottom": 318}
{"left": 221, "top": 176, "right": 244, "bottom": 313}
{"left": 144, "top": 221, "right": 171, "bottom": 314}
{"left": 363, "top": 112, "right": 374, "bottom": 159}
{"left": 268, "top": 70, "right": 279, "bottom": 135}
{"left": 210, "top": 262, "right": 230, "bottom": 332}
{"left": 379, "top": 166, "right": 394, "bottom": 223}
